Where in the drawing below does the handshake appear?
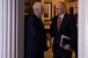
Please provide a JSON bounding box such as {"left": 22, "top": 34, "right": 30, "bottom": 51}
{"left": 46, "top": 33, "right": 52, "bottom": 49}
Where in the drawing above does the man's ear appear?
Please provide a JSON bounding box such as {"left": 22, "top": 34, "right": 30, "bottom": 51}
{"left": 35, "top": 8, "right": 39, "bottom": 13}
{"left": 35, "top": 8, "right": 37, "bottom": 12}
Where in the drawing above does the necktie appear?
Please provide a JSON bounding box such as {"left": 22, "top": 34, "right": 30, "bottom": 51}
{"left": 57, "top": 17, "right": 61, "bottom": 30}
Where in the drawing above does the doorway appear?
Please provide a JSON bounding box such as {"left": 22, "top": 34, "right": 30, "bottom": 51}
{"left": 24, "top": 0, "right": 78, "bottom": 58}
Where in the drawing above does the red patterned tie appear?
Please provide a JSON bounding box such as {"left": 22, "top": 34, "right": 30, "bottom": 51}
{"left": 57, "top": 17, "right": 61, "bottom": 30}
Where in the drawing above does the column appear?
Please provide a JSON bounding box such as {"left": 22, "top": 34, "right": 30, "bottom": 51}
{"left": 1, "top": 0, "right": 24, "bottom": 58}
{"left": 79, "top": 0, "right": 86, "bottom": 58}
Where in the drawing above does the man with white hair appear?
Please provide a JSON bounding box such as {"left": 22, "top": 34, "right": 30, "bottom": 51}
{"left": 26, "top": 2, "right": 47, "bottom": 58}
{"left": 32, "top": 2, "right": 44, "bottom": 18}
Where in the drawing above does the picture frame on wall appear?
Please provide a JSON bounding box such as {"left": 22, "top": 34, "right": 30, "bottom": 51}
{"left": 43, "top": 2, "right": 52, "bottom": 20}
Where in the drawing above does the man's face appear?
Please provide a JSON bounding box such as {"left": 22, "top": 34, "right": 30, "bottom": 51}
{"left": 55, "top": 3, "right": 65, "bottom": 15}
{"left": 37, "top": 6, "right": 44, "bottom": 16}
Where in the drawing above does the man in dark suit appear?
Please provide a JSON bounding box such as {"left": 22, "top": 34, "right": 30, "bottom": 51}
{"left": 49, "top": 2, "right": 76, "bottom": 58}
{"left": 73, "top": 1, "right": 78, "bottom": 58}
{"left": 73, "top": 13, "right": 78, "bottom": 58}
{"left": 26, "top": 2, "right": 46, "bottom": 58}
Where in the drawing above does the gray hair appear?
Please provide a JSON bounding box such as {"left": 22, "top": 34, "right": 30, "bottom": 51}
{"left": 32, "top": 2, "right": 43, "bottom": 12}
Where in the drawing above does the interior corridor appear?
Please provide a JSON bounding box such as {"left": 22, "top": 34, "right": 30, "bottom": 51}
{"left": 24, "top": 0, "right": 77, "bottom": 58}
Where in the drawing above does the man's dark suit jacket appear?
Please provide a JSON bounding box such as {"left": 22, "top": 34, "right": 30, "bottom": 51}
{"left": 73, "top": 14, "right": 78, "bottom": 58}
{"left": 50, "top": 13, "right": 76, "bottom": 52}
{"left": 26, "top": 13, "right": 46, "bottom": 58}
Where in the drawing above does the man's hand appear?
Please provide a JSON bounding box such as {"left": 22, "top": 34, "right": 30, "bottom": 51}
{"left": 63, "top": 44, "right": 71, "bottom": 50}
{"left": 46, "top": 33, "right": 51, "bottom": 40}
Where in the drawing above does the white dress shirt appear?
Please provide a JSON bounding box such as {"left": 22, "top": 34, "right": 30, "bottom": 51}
{"left": 58, "top": 13, "right": 65, "bottom": 22}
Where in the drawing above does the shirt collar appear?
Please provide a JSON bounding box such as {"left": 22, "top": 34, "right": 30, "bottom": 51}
{"left": 59, "top": 13, "right": 65, "bottom": 19}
